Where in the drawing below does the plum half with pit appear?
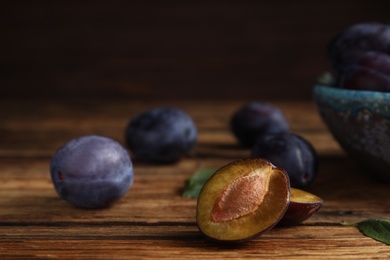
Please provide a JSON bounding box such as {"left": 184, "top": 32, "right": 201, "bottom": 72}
{"left": 50, "top": 135, "right": 134, "bottom": 209}
{"left": 252, "top": 133, "right": 318, "bottom": 188}
{"left": 125, "top": 107, "right": 197, "bottom": 163}
{"left": 196, "top": 158, "right": 290, "bottom": 243}
{"left": 278, "top": 188, "right": 323, "bottom": 226}
{"left": 231, "top": 102, "right": 290, "bottom": 147}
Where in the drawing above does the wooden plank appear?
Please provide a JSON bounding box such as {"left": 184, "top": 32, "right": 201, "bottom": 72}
{"left": 0, "top": 99, "right": 342, "bottom": 158}
{"left": 1, "top": 100, "right": 389, "bottom": 258}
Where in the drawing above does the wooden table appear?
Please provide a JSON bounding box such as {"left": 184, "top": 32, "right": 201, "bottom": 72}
{"left": 1, "top": 99, "right": 389, "bottom": 259}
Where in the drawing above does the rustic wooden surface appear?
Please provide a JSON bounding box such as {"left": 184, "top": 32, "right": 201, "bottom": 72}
{"left": 0, "top": 99, "right": 389, "bottom": 259}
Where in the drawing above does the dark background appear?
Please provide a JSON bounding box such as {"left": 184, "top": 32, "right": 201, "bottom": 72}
{"left": 2, "top": 1, "right": 390, "bottom": 101}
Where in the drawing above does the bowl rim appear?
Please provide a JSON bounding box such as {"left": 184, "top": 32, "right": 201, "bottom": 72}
{"left": 313, "top": 84, "right": 390, "bottom": 98}
{"left": 313, "top": 84, "right": 390, "bottom": 118}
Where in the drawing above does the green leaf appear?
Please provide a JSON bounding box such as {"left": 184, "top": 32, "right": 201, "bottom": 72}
{"left": 182, "top": 168, "right": 216, "bottom": 198}
{"left": 356, "top": 219, "right": 390, "bottom": 245}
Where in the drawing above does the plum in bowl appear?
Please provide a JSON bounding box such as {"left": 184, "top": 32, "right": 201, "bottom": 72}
{"left": 313, "top": 84, "right": 390, "bottom": 182}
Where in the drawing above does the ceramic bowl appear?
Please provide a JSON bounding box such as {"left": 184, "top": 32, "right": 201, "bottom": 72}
{"left": 313, "top": 84, "right": 390, "bottom": 182}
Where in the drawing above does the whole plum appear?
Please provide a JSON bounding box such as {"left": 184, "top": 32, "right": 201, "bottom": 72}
{"left": 125, "top": 107, "right": 197, "bottom": 163}
{"left": 231, "top": 102, "right": 290, "bottom": 147}
{"left": 50, "top": 135, "right": 134, "bottom": 209}
{"left": 340, "top": 65, "right": 390, "bottom": 92}
{"left": 339, "top": 51, "right": 390, "bottom": 92}
{"left": 252, "top": 133, "right": 318, "bottom": 188}
{"left": 328, "top": 22, "right": 390, "bottom": 73}
{"left": 354, "top": 51, "right": 390, "bottom": 76}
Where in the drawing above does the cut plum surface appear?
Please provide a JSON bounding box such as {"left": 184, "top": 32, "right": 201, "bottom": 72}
{"left": 196, "top": 158, "right": 290, "bottom": 243}
{"left": 278, "top": 188, "right": 323, "bottom": 226}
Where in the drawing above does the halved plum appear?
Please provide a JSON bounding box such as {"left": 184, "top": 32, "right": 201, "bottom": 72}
{"left": 278, "top": 188, "right": 323, "bottom": 226}
{"left": 196, "top": 158, "right": 290, "bottom": 242}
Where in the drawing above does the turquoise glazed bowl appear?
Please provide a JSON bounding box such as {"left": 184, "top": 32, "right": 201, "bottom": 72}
{"left": 313, "top": 84, "right": 390, "bottom": 182}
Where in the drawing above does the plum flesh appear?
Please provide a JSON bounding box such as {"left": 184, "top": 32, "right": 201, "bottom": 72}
{"left": 278, "top": 188, "right": 323, "bottom": 226}
{"left": 196, "top": 158, "right": 290, "bottom": 243}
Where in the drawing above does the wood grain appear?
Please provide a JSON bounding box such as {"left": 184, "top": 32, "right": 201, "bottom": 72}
{"left": 1, "top": 99, "right": 389, "bottom": 259}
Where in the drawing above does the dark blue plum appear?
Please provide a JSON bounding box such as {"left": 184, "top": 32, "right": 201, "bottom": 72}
{"left": 354, "top": 51, "right": 390, "bottom": 76}
{"left": 340, "top": 65, "right": 390, "bottom": 92}
{"left": 328, "top": 22, "right": 390, "bottom": 73}
{"left": 231, "top": 102, "right": 290, "bottom": 147}
{"left": 339, "top": 51, "right": 390, "bottom": 92}
{"left": 252, "top": 133, "right": 318, "bottom": 188}
{"left": 50, "top": 135, "right": 134, "bottom": 209}
{"left": 125, "top": 107, "right": 197, "bottom": 163}
{"left": 327, "top": 22, "right": 390, "bottom": 92}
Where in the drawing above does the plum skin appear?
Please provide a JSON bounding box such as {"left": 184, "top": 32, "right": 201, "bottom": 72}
{"left": 328, "top": 22, "right": 390, "bottom": 73}
{"left": 327, "top": 22, "right": 390, "bottom": 92}
{"left": 338, "top": 51, "right": 390, "bottom": 92}
{"left": 125, "top": 107, "right": 197, "bottom": 163}
{"left": 231, "top": 102, "right": 290, "bottom": 147}
{"left": 277, "top": 188, "right": 323, "bottom": 226}
{"left": 252, "top": 133, "right": 318, "bottom": 188}
{"left": 50, "top": 135, "right": 134, "bottom": 209}
{"left": 340, "top": 65, "right": 390, "bottom": 92}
